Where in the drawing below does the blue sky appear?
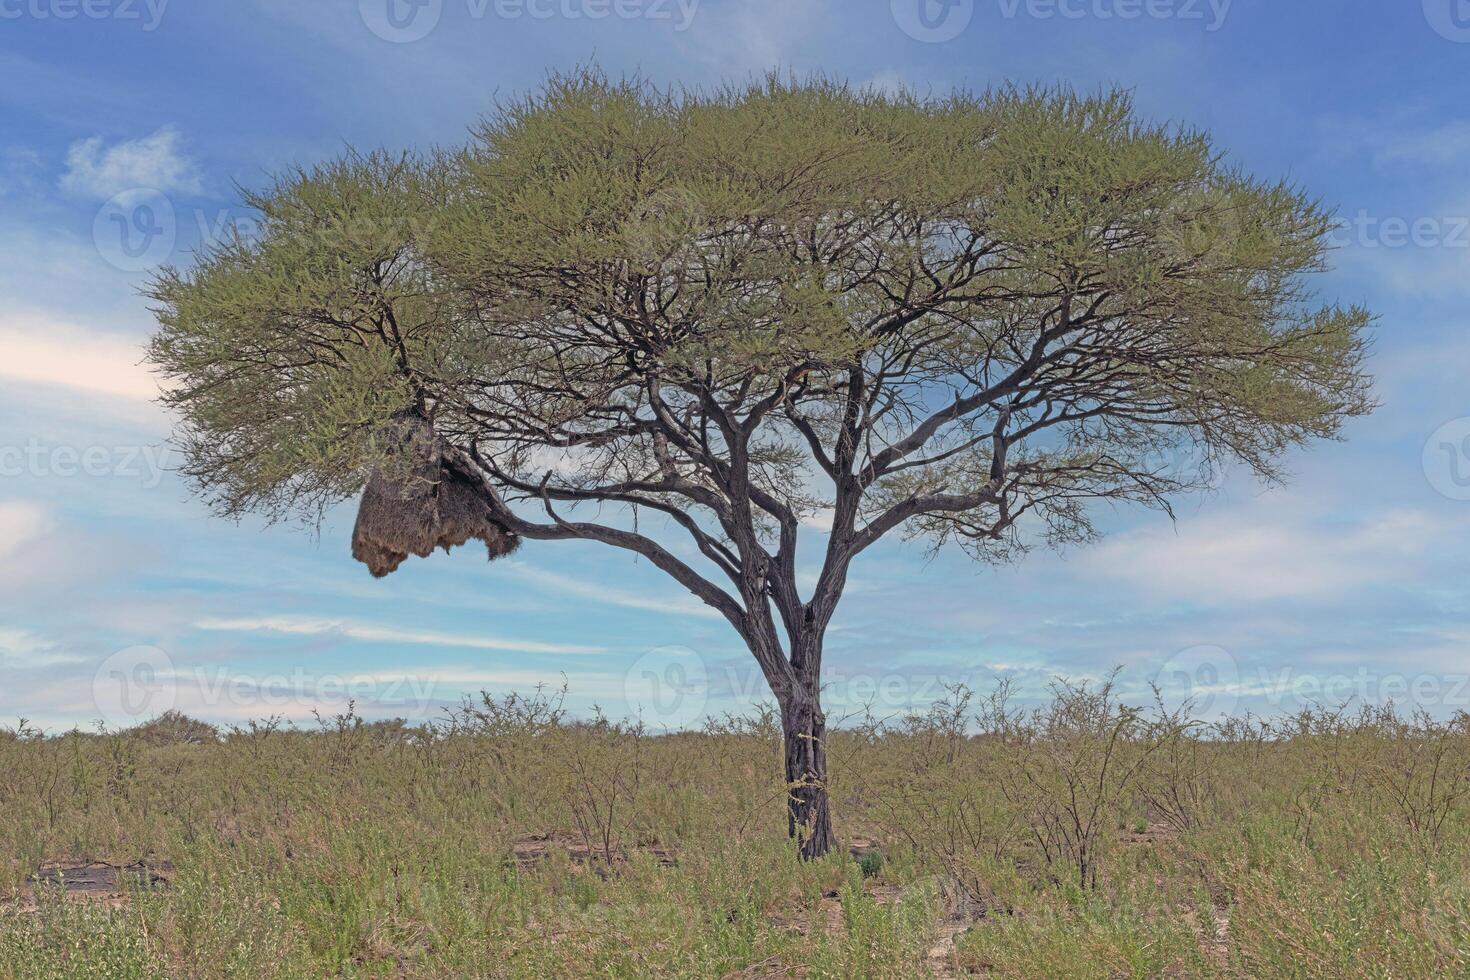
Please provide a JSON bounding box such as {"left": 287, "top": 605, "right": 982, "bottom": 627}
{"left": 2, "top": 0, "right": 1469, "bottom": 731}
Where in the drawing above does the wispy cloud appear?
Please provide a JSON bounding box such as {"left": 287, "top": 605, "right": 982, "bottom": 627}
{"left": 0, "top": 628, "right": 85, "bottom": 669}
{"left": 60, "top": 126, "right": 201, "bottom": 199}
{"left": 191, "top": 615, "right": 606, "bottom": 655}
{"left": 673, "top": 0, "right": 832, "bottom": 73}
{"left": 342, "top": 667, "right": 623, "bottom": 695}
{"left": 508, "top": 561, "right": 723, "bottom": 618}
{"left": 0, "top": 314, "right": 159, "bottom": 401}
{"left": 1079, "top": 507, "right": 1446, "bottom": 604}
{"left": 0, "top": 501, "right": 50, "bottom": 561}
{"left": 1371, "top": 121, "right": 1470, "bottom": 171}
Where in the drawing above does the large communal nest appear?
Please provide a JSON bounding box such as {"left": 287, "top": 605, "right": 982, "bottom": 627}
{"left": 351, "top": 413, "right": 520, "bottom": 578}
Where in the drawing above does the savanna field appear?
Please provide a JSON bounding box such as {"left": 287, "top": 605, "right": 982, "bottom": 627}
{"left": 3, "top": 683, "right": 1467, "bottom": 979}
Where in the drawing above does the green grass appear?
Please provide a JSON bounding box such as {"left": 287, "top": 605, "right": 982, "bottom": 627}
{"left": 0, "top": 695, "right": 1467, "bottom": 978}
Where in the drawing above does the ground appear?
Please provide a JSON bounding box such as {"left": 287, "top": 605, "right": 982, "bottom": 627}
{"left": 1, "top": 694, "right": 1466, "bottom": 978}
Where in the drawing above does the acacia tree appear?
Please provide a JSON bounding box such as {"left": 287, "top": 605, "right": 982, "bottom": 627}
{"left": 149, "top": 75, "right": 1373, "bottom": 857}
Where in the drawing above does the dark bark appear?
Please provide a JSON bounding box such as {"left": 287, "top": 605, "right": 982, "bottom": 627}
{"left": 780, "top": 682, "right": 835, "bottom": 859}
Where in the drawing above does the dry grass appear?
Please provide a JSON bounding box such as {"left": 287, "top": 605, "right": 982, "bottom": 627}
{"left": 1, "top": 686, "right": 1467, "bottom": 978}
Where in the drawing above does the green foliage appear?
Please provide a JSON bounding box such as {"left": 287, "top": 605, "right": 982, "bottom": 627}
{"left": 149, "top": 70, "right": 1374, "bottom": 562}
{"left": 147, "top": 150, "right": 451, "bottom": 520}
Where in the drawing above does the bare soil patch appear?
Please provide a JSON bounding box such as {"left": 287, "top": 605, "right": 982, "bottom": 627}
{"left": 13, "top": 859, "right": 173, "bottom": 912}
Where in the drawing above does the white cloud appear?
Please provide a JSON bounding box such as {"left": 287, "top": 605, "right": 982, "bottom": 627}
{"left": 508, "top": 561, "right": 723, "bottom": 619}
{"left": 62, "top": 665, "right": 626, "bottom": 725}
{"left": 0, "top": 629, "right": 85, "bottom": 669}
{"left": 342, "top": 667, "right": 623, "bottom": 695}
{"left": 0, "top": 313, "right": 160, "bottom": 402}
{"left": 191, "top": 615, "right": 605, "bottom": 656}
{"left": 674, "top": 0, "right": 831, "bottom": 73}
{"left": 0, "top": 503, "right": 152, "bottom": 598}
{"left": 1372, "top": 121, "right": 1470, "bottom": 171}
{"left": 1079, "top": 507, "right": 1445, "bottom": 604}
{"left": 0, "top": 501, "right": 50, "bottom": 561}
{"left": 799, "top": 508, "right": 835, "bottom": 532}
{"left": 60, "top": 126, "right": 201, "bottom": 200}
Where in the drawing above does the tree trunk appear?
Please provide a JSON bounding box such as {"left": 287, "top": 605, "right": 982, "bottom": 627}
{"left": 781, "top": 687, "right": 835, "bottom": 859}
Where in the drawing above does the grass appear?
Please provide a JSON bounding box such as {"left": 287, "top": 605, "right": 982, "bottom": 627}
{"left": 0, "top": 687, "right": 1467, "bottom": 978}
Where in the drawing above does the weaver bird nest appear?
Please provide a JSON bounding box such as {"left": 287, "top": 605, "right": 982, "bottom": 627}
{"left": 351, "top": 413, "right": 520, "bottom": 577}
